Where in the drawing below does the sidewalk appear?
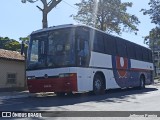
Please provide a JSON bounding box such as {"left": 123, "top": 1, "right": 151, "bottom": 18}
{"left": 153, "top": 79, "right": 160, "bottom": 86}
{"left": 0, "top": 90, "right": 35, "bottom": 100}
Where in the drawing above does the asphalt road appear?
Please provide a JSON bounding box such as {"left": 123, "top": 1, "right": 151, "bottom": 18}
{"left": 1, "top": 84, "right": 160, "bottom": 120}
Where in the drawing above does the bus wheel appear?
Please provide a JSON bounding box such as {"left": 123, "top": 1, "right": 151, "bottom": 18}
{"left": 55, "top": 92, "right": 65, "bottom": 96}
{"left": 93, "top": 74, "right": 105, "bottom": 95}
{"left": 139, "top": 76, "right": 145, "bottom": 89}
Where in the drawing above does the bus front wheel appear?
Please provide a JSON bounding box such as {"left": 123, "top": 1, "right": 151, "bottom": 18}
{"left": 93, "top": 74, "right": 105, "bottom": 95}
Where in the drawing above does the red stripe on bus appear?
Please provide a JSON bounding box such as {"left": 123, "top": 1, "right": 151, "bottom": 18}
{"left": 130, "top": 68, "right": 152, "bottom": 72}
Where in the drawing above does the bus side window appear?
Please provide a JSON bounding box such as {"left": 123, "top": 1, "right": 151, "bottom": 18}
{"left": 104, "top": 35, "right": 116, "bottom": 55}
{"left": 148, "top": 50, "right": 153, "bottom": 62}
{"left": 93, "top": 32, "right": 105, "bottom": 53}
{"left": 116, "top": 38, "right": 127, "bottom": 57}
{"left": 78, "top": 39, "right": 89, "bottom": 56}
{"left": 143, "top": 48, "right": 149, "bottom": 62}
{"left": 77, "top": 38, "right": 89, "bottom": 66}
{"left": 76, "top": 27, "right": 90, "bottom": 66}
{"left": 135, "top": 45, "right": 143, "bottom": 61}
{"left": 126, "top": 43, "right": 136, "bottom": 59}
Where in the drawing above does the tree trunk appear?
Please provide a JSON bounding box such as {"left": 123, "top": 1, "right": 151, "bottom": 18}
{"left": 42, "top": 11, "right": 48, "bottom": 28}
{"left": 100, "top": 15, "right": 105, "bottom": 31}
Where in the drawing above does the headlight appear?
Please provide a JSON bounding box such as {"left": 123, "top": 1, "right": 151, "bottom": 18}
{"left": 59, "top": 73, "right": 70, "bottom": 78}
{"left": 59, "top": 73, "right": 75, "bottom": 78}
{"left": 27, "top": 76, "right": 36, "bottom": 80}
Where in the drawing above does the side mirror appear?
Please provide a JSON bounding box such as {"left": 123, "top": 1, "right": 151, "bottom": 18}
{"left": 21, "top": 41, "right": 24, "bottom": 55}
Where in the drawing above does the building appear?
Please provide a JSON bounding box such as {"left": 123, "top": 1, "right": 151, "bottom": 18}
{"left": 0, "top": 49, "right": 25, "bottom": 91}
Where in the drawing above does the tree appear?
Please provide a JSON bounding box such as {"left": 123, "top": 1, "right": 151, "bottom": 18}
{"left": 0, "top": 37, "right": 10, "bottom": 49}
{"left": 0, "top": 37, "right": 21, "bottom": 51}
{"left": 141, "top": 0, "right": 160, "bottom": 76}
{"left": 19, "top": 36, "right": 29, "bottom": 55}
{"left": 141, "top": 0, "right": 160, "bottom": 25}
{"left": 21, "top": 0, "right": 62, "bottom": 28}
{"left": 72, "top": 0, "right": 140, "bottom": 34}
{"left": 4, "top": 40, "right": 21, "bottom": 51}
{"left": 144, "top": 27, "right": 160, "bottom": 46}
{"left": 19, "top": 36, "right": 29, "bottom": 44}
{"left": 0, "top": 37, "right": 10, "bottom": 40}
{"left": 141, "top": 0, "right": 160, "bottom": 46}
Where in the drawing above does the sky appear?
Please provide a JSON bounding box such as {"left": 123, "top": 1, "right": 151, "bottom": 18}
{"left": 0, "top": 0, "right": 156, "bottom": 48}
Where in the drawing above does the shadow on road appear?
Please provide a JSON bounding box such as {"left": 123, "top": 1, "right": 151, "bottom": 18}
{"left": 1, "top": 87, "right": 158, "bottom": 111}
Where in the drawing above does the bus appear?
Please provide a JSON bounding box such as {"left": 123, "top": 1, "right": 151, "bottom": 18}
{"left": 26, "top": 24, "right": 154, "bottom": 95}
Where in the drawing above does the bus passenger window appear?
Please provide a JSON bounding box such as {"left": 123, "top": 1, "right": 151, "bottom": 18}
{"left": 77, "top": 39, "right": 89, "bottom": 66}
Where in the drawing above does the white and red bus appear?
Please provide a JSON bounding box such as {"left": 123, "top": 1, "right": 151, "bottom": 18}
{"left": 26, "top": 24, "right": 154, "bottom": 95}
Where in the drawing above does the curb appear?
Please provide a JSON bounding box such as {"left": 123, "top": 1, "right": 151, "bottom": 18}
{"left": 0, "top": 95, "right": 29, "bottom": 100}
{"left": 0, "top": 93, "right": 35, "bottom": 100}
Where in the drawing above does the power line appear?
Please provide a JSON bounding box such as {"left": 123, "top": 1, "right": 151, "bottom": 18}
{"left": 61, "top": 1, "right": 149, "bottom": 39}
{"left": 62, "top": 0, "right": 78, "bottom": 11}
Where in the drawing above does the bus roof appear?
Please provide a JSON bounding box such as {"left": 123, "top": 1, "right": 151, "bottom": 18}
{"left": 31, "top": 24, "right": 115, "bottom": 36}
{"left": 31, "top": 24, "right": 150, "bottom": 50}
{"left": 31, "top": 24, "right": 78, "bottom": 34}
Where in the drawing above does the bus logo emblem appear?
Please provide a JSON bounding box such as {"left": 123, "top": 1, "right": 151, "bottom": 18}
{"left": 116, "top": 56, "right": 128, "bottom": 78}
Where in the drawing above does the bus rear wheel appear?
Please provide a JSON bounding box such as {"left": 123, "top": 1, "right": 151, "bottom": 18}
{"left": 93, "top": 74, "right": 105, "bottom": 95}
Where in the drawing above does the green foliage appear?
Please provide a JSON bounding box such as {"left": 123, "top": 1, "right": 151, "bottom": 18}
{"left": 0, "top": 37, "right": 10, "bottom": 49}
{"left": 72, "top": 0, "right": 140, "bottom": 34}
{"left": 0, "top": 37, "right": 10, "bottom": 40}
{"left": 141, "top": 0, "right": 160, "bottom": 25}
{"left": 0, "top": 37, "right": 21, "bottom": 51}
{"left": 19, "top": 37, "right": 29, "bottom": 41}
{"left": 4, "top": 40, "right": 21, "bottom": 51}
{"left": 144, "top": 27, "right": 160, "bottom": 47}
{"left": 141, "top": 0, "right": 160, "bottom": 47}
{"left": 19, "top": 36, "right": 29, "bottom": 45}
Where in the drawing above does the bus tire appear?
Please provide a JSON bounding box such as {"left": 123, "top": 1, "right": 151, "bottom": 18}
{"left": 93, "top": 74, "right": 105, "bottom": 95}
{"left": 139, "top": 75, "right": 145, "bottom": 89}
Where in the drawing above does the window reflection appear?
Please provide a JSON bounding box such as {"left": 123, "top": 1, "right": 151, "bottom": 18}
{"left": 47, "top": 30, "right": 71, "bottom": 67}
{"left": 76, "top": 27, "right": 90, "bottom": 66}
{"left": 27, "top": 29, "right": 75, "bottom": 70}
{"left": 30, "top": 40, "right": 38, "bottom": 62}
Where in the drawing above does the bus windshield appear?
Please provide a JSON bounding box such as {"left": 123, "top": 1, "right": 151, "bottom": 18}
{"left": 27, "top": 28, "right": 75, "bottom": 70}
